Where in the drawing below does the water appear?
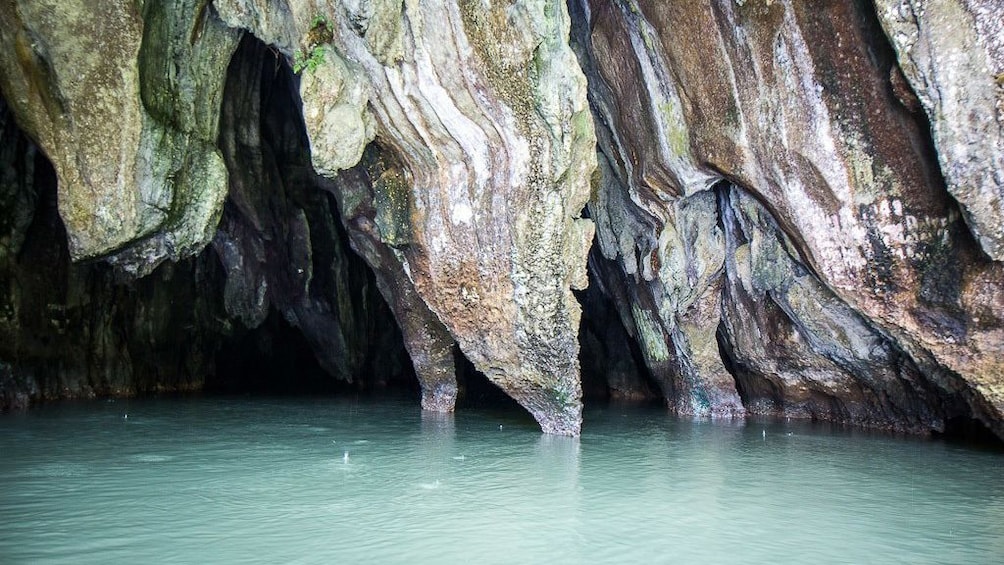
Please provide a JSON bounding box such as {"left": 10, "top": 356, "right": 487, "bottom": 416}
{"left": 1, "top": 397, "right": 1002, "bottom": 564}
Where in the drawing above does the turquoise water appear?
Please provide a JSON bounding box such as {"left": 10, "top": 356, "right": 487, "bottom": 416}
{"left": 1, "top": 397, "right": 1002, "bottom": 564}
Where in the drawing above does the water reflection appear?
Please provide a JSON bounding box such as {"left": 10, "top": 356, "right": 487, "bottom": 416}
{"left": 419, "top": 409, "right": 455, "bottom": 436}
{"left": 418, "top": 410, "right": 455, "bottom": 490}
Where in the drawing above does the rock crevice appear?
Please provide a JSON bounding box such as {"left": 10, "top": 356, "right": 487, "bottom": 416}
{"left": 573, "top": 0, "right": 1004, "bottom": 437}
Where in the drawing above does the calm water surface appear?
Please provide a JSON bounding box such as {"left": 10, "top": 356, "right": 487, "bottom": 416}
{"left": 1, "top": 397, "right": 1002, "bottom": 564}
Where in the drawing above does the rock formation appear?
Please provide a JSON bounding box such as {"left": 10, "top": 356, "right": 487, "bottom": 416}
{"left": 572, "top": 0, "right": 1004, "bottom": 437}
{"left": 873, "top": 0, "right": 1004, "bottom": 261}
{"left": 0, "top": 23, "right": 411, "bottom": 410}
{"left": 211, "top": 0, "right": 597, "bottom": 434}
{"left": 0, "top": 0, "right": 1002, "bottom": 440}
{"left": 0, "top": 0, "right": 240, "bottom": 274}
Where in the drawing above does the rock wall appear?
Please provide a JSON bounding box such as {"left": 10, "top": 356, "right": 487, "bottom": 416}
{"left": 0, "top": 0, "right": 240, "bottom": 274}
{"left": 1, "top": 0, "right": 1002, "bottom": 439}
{"left": 873, "top": 0, "right": 1004, "bottom": 260}
{"left": 572, "top": 0, "right": 1004, "bottom": 436}
{"left": 212, "top": 0, "right": 597, "bottom": 434}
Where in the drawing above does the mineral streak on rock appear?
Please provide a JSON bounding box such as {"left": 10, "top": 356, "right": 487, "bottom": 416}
{"left": 574, "top": 0, "right": 1004, "bottom": 437}
{"left": 214, "top": 0, "right": 596, "bottom": 433}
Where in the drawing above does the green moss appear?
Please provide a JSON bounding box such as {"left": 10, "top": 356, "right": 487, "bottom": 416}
{"left": 294, "top": 14, "right": 333, "bottom": 75}
{"left": 293, "top": 46, "right": 326, "bottom": 74}
{"left": 310, "top": 14, "right": 333, "bottom": 35}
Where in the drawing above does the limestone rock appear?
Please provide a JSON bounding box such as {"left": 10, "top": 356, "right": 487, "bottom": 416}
{"left": 2, "top": 0, "right": 1002, "bottom": 443}
{"left": 215, "top": 0, "right": 597, "bottom": 433}
{"left": 332, "top": 156, "right": 458, "bottom": 412}
{"left": 299, "top": 45, "right": 375, "bottom": 176}
{"left": 0, "top": 0, "right": 240, "bottom": 273}
{"left": 574, "top": 0, "right": 1004, "bottom": 436}
{"left": 873, "top": 0, "right": 1004, "bottom": 261}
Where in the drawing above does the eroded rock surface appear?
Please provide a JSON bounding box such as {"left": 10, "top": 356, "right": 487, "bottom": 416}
{"left": 214, "top": 0, "right": 597, "bottom": 433}
{"left": 574, "top": 0, "right": 1004, "bottom": 436}
{"left": 873, "top": 0, "right": 1004, "bottom": 260}
{"left": 330, "top": 152, "right": 460, "bottom": 412}
{"left": 0, "top": 0, "right": 240, "bottom": 273}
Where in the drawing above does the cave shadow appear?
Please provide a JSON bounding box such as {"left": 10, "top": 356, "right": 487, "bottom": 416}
{"left": 205, "top": 33, "right": 418, "bottom": 399}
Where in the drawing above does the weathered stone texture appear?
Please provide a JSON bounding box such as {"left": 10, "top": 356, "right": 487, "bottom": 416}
{"left": 0, "top": 1, "right": 240, "bottom": 272}
{"left": 215, "top": 0, "right": 596, "bottom": 433}
{"left": 574, "top": 0, "right": 1004, "bottom": 436}
{"left": 873, "top": 0, "right": 1004, "bottom": 261}
{"left": 332, "top": 156, "right": 459, "bottom": 412}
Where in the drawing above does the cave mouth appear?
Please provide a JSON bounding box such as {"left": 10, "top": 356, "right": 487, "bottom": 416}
{"left": 201, "top": 33, "right": 423, "bottom": 399}
{"left": 576, "top": 228, "right": 662, "bottom": 407}
{"left": 209, "top": 309, "right": 418, "bottom": 398}
{"left": 935, "top": 416, "right": 1004, "bottom": 451}
{"left": 715, "top": 322, "right": 780, "bottom": 412}
{"left": 0, "top": 34, "right": 428, "bottom": 408}
{"left": 453, "top": 346, "right": 526, "bottom": 415}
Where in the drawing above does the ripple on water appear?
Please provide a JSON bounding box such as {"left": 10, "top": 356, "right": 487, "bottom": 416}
{"left": 20, "top": 462, "right": 90, "bottom": 478}
{"left": 128, "top": 454, "right": 174, "bottom": 463}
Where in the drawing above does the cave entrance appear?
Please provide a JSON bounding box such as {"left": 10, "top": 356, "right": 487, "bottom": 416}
{"left": 936, "top": 417, "right": 1004, "bottom": 450}
{"left": 205, "top": 33, "right": 418, "bottom": 398}
{"left": 453, "top": 345, "right": 525, "bottom": 413}
{"left": 576, "top": 233, "right": 661, "bottom": 406}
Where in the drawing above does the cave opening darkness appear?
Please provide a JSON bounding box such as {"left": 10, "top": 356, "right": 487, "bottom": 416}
{"left": 208, "top": 34, "right": 419, "bottom": 397}
{"left": 575, "top": 206, "right": 663, "bottom": 406}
